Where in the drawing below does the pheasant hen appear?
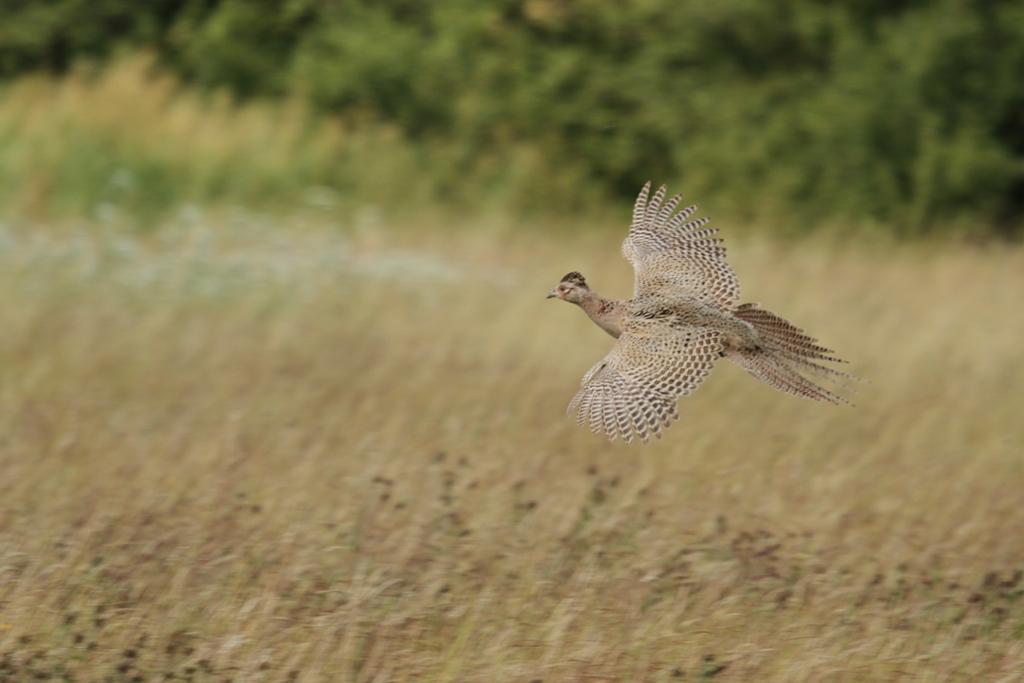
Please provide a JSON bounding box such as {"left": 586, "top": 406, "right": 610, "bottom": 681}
{"left": 547, "top": 183, "right": 859, "bottom": 444}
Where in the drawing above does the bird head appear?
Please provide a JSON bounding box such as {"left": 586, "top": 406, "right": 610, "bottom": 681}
{"left": 547, "top": 271, "right": 590, "bottom": 304}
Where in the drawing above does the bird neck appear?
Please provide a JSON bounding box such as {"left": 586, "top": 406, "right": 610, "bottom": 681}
{"left": 578, "top": 290, "right": 626, "bottom": 339}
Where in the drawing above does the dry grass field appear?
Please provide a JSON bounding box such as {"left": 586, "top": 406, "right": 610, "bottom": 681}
{"left": 1, "top": 214, "right": 1023, "bottom": 682}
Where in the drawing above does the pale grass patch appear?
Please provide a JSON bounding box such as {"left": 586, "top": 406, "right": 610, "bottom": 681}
{"left": 0, "top": 218, "right": 1022, "bottom": 681}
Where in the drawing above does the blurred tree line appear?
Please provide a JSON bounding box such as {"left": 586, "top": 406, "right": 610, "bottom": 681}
{"left": 1, "top": 0, "right": 1023, "bottom": 234}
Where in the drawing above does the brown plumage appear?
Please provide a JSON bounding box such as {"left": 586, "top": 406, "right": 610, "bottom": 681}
{"left": 547, "top": 182, "right": 859, "bottom": 444}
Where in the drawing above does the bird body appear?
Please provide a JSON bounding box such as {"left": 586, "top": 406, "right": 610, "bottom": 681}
{"left": 548, "top": 182, "right": 858, "bottom": 444}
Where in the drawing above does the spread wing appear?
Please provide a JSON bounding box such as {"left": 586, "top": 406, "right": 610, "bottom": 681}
{"left": 622, "top": 182, "right": 741, "bottom": 308}
{"left": 568, "top": 322, "right": 723, "bottom": 444}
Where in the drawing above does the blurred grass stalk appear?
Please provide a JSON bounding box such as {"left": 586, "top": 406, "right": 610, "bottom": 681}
{"left": 0, "top": 53, "right": 599, "bottom": 228}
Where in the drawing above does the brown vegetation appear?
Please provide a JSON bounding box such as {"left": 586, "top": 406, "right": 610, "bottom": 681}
{"left": 1, "top": 219, "right": 1023, "bottom": 681}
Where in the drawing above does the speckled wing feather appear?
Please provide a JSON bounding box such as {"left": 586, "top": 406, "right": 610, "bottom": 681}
{"left": 568, "top": 322, "right": 723, "bottom": 444}
{"left": 622, "top": 182, "right": 741, "bottom": 307}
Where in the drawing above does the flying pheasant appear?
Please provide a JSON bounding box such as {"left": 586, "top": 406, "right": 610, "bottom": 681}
{"left": 547, "top": 182, "right": 857, "bottom": 444}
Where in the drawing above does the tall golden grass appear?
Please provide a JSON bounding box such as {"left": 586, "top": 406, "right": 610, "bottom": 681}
{"left": 1, "top": 212, "right": 1022, "bottom": 681}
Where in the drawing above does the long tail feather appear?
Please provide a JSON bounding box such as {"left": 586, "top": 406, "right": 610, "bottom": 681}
{"left": 727, "top": 304, "right": 861, "bottom": 403}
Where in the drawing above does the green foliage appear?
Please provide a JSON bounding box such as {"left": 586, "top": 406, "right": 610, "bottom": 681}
{"left": 2, "top": 0, "right": 1023, "bottom": 235}
{"left": 0, "top": 59, "right": 603, "bottom": 228}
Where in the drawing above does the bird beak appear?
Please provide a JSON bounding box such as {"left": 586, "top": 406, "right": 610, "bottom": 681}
{"left": 546, "top": 289, "right": 558, "bottom": 299}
